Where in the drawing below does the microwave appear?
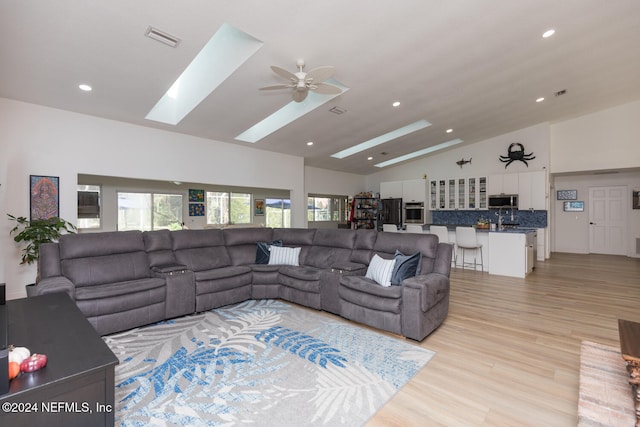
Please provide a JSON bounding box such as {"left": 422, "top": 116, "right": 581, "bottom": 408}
{"left": 488, "top": 194, "right": 518, "bottom": 209}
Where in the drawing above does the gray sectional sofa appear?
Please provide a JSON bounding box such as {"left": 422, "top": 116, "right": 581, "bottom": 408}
{"left": 35, "top": 227, "right": 452, "bottom": 341}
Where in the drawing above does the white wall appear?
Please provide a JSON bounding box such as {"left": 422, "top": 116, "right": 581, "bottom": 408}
{"left": 552, "top": 171, "right": 640, "bottom": 256}
{"left": 0, "top": 98, "right": 307, "bottom": 299}
{"left": 366, "top": 123, "right": 551, "bottom": 191}
{"left": 305, "top": 166, "right": 366, "bottom": 197}
{"left": 550, "top": 100, "right": 640, "bottom": 173}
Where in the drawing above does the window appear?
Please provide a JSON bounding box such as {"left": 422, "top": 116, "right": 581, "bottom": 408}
{"left": 206, "top": 191, "right": 252, "bottom": 225}
{"left": 265, "top": 198, "right": 291, "bottom": 228}
{"left": 117, "top": 192, "right": 183, "bottom": 231}
{"left": 77, "top": 185, "right": 101, "bottom": 229}
{"left": 308, "top": 195, "right": 348, "bottom": 222}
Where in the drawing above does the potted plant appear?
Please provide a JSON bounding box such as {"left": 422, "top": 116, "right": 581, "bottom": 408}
{"left": 7, "top": 214, "right": 76, "bottom": 292}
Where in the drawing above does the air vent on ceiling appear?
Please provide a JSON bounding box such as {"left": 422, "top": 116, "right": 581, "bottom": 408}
{"left": 555, "top": 89, "right": 567, "bottom": 97}
{"left": 145, "top": 26, "right": 181, "bottom": 48}
{"left": 329, "top": 106, "right": 347, "bottom": 115}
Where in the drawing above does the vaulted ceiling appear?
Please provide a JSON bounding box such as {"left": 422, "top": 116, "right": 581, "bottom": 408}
{"left": 2, "top": 0, "right": 639, "bottom": 174}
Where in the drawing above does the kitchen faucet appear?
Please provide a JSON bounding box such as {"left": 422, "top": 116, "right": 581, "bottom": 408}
{"left": 495, "top": 208, "right": 515, "bottom": 229}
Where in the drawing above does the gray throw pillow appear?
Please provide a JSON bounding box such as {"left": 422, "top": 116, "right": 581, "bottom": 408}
{"left": 255, "top": 240, "right": 283, "bottom": 264}
{"left": 391, "top": 250, "right": 422, "bottom": 285}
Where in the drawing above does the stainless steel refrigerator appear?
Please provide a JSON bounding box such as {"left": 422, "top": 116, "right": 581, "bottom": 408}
{"left": 380, "top": 198, "right": 403, "bottom": 229}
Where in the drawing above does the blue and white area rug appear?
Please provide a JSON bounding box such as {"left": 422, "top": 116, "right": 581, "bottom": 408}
{"left": 104, "top": 299, "right": 435, "bottom": 426}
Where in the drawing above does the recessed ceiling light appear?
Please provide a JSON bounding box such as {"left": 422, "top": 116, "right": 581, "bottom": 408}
{"left": 330, "top": 119, "right": 432, "bottom": 159}
{"left": 446, "top": 128, "right": 453, "bottom": 133}
{"left": 536, "top": 97, "right": 545, "bottom": 103}
{"left": 392, "top": 101, "right": 401, "bottom": 107}
{"left": 542, "top": 29, "right": 555, "bottom": 38}
{"left": 374, "top": 138, "right": 464, "bottom": 168}
{"left": 367, "top": 156, "right": 373, "bottom": 161}
{"left": 78, "top": 84, "right": 92, "bottom": 92}
{"left": 307, "top": 141, "right": 314, "bottom": 146}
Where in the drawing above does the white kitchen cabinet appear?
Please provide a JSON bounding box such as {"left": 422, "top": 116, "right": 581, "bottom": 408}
{"left": 402, "top": 179, "right": 427, "bottom": 203}
{"left": 380, "top": 181, "right": 403, "bottom": 199}
{"left": 518, "top": 170, "right": 546, "bottom": 210}
{"left": 488, "top": 173, "right": 519, "bottom": 195}
{"left": 429, "top": 176, "right": 487, "bottom": 210}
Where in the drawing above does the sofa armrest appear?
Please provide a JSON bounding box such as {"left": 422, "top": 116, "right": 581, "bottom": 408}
{"left": 402, "top": 273, "right": 449, "bottom": 312}
{"left": 331, "top": 261, "right": 367, "bottom": 275}
{"left": 34, "top": 276, "right": 76, "bottom": 299}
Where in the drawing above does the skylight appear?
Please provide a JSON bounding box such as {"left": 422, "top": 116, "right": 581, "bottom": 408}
{"left": 145, "top": 23, "right": 263, "bottom": 125}
{"left": 235, "top": 79, "right": 348, "bottom": 143}
{"left": 330, "top": 119, "right": 432, "bottom": 159}
{"left": 374, "top": 138, "right": 464, "bottom": 168}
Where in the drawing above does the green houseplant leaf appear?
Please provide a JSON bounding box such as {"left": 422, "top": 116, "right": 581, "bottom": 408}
{"left": 8, "top": 213, "right": 76, "bottom": 282}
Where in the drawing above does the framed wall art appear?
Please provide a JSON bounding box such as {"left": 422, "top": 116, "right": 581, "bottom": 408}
{"left": 254, "top": 199, "right": 265, "bottom": 216}
{"left": 30, "top": 175, "right": 59, "bottom": 220}
{"left": 189, "top": 189, "right": 205, "bottom": 203}
{"left": 189, "top": 203, "right": 205, "bottom": 217}
{"left": 563, "top": 201, "right": 584, "bottom": 212}
{"left": 556, "top": 190, "right": 577, "bottom": 200}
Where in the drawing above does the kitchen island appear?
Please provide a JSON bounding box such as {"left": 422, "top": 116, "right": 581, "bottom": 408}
{"left": 419, "top": 226, "right": 538, "bottom": 278}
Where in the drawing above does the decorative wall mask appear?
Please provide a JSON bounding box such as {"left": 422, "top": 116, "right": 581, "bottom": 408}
{"left": 499, "top": 142, "right": 535, "bottom": 168}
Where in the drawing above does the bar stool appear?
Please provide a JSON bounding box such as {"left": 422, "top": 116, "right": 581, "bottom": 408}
{"left": 430, "top": 225, "right": 456, "bottom": 266}
{"left": 455, "top": 226, "right": 483, "bottom": 271}
{"left": 382, "top": 224, "right": 399, "bottom": 232}
{"left": 405, "top": 224, "right": 424, "bottom": 233}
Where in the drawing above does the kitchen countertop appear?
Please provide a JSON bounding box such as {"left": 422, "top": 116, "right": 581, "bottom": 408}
{"left": 423, "top": 224, "right": 537, "bottom": 234}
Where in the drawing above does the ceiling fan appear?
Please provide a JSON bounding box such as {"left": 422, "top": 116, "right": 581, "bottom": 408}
{"left": 259, "top": 59, "right": 342, "bottom": 102}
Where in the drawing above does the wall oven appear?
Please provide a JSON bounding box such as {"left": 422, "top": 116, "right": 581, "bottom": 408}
{"left": 404, "top": 202, "right": 425, "bottom": 224}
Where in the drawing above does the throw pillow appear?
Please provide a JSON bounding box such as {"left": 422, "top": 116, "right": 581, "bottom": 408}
{"left": 255, "top": 240, "right": 283, "bottom": 264}
{"left": 365, "top": 254, "right": 396, "bottom": 287}
{"left": 268, "top": 246, "right": 301, "bottom": 266}
{"left": 391, "top": 250, "right": 422, "bottom": 286}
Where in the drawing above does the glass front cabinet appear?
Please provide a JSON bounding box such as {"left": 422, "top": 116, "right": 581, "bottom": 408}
{"left": 429, "top": 176, "right": 487, "bottom": 210}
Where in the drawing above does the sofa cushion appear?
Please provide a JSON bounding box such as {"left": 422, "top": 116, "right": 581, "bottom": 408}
{"left": 365, "top": 254, "right": 396, "bottom": 287}
{"left": 255, "top": 240, "right": 283, "bottom": 264}
{"left": 350, "top": 230, "right": 377, "bottom": 265}
{"left": 62, "top": 252, "right": 151, "bottom": 287}
{"left": 223, "top": 228, "right": 275, "bottom": 266}
{"left": 75, "top": 277, "right": 165, "bottom": 301}
{"left": 195, "top": 265, "right": 252, "bottom": 282}
{"left": 59, "top": 230, "right": 145, "bottom": 259}
{"left": 339, "top": 275, "right": 403, "bottom": 313}
{"left": 373, "top": 232, "right": 438, "bottom": 274}
{"left": 391, "top": 250, "right": 422, "bottom": 286}
{"left": 268, "top": 246, "right": 301, "bottom": 266}
{"left": 143, "top": 229, "right": 179, "bottom": 268}
{"left": 279, "top": 266, "right": 322, "bottom": 282}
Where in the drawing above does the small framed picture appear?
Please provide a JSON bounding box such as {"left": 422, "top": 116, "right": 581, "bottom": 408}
{"left": 30, "top": 175, "right": 60, "bottom": 220}
{"left": 254, "top": 199, "right": 265, "bottom": 216}
{"left": 557, "top": 190, "right": 577, "bottom": 200}
{"left": 189, "top": 189, "right": 204, "bottom": 203}
{"left": 563, "top": 201, "right": 584, "bottom": 212}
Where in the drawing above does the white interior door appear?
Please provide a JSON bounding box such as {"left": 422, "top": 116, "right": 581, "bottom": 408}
{"left": 589, "top": 186, "right": 627, "bottom": 255}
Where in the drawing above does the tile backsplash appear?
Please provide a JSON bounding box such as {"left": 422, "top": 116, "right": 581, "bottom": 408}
{"left": 431, "top": 209, "right": 548, "bottom": 228}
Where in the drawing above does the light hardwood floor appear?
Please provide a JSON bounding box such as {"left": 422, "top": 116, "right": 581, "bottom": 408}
{"left": 367, "top": 252, "right": 640, "bottom": 427}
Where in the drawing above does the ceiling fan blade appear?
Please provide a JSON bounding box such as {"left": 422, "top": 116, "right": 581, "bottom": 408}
{"left": 305, "top": 66, "right": 335, "bottom": 83}
{"left": 312, "top": 82, "right": 342, "bottom": 95}
{"left": 292, "top": 89, "right": 308, "bottom": 102}
{"left": 259, "top": 84, "right": 293, "bottom": 91}
{"left": 270, "top": 65, "right": 297, "bottom": 80}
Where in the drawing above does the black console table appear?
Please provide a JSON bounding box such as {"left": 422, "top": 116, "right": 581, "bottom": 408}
{"left": 0, "top": 293, "right": 118, "bottom": 426}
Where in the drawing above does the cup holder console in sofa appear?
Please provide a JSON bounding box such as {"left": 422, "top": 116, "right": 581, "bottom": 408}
{"left": 35, "top": 228, "right": 452, "bottom": 341}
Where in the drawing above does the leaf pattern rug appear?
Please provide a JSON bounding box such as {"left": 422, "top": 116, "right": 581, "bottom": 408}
{"left": 104, "top": 299, "right": 435, "bottom": 426}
